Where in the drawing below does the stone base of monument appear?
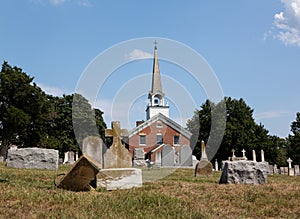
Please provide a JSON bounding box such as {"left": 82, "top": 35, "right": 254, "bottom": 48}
{"left": 133, "top": 160, "right": 147, "bottom": 167}
{"left": 219, "top": 160, "right": 269, "bottom": 185}
{"left": 97, "top": 168, "right": 142, "bottom": 190}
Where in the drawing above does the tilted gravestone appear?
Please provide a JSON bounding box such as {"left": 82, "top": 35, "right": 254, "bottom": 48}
{"left": 161, "top": 144, "right": 175, "bottom": 166}
{"left": 7, "top": 148, "right": 58, "bottom": 170}
{"left": 57, "top": 154, "right": 101, "bottom": 191}
{"left": 82, "top": 136, "right": 103, "bottom": 166}
{"left": 219, "top": 161, "right": 268, "bottom": 185}
{"left": 179, "top": 145, "right": 192, "bottom": 166}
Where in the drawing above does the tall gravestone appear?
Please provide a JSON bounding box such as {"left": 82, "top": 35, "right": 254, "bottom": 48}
{"left": 179, "top": 145, "right": 192, "bottom": 166}
{"left": 294, "top": 165, "right": 300, "bottom": 176}
{"left": 161, "top": 144, "right": 175, "bottom": 166}
{"left": 82, "top": 136, "right": 103, "bottom": 166}
{"left": 195, "top": 141, "right": 213, "bottom": 177}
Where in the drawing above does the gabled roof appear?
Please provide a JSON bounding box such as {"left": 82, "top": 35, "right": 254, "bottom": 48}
{"left": 128, "top": 113, "right": 192, "bottom": 139}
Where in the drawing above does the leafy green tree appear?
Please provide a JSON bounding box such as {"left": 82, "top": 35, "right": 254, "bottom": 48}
{"left": 287, "top": 113, "right": 300, "bottom": 164}
{"left": 187, "top": 97, "right": 282, "bottom": 164}
{"left": 0, "top": 62, "right": 49, "bottom": 158}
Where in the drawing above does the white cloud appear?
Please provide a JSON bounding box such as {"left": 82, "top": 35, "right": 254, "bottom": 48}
{"left": 78, "top": 0, "right": 92, "bottom": 7}
{"left": 37, "top": 83, "right": 70, "bottom": 97}
{"left": 273, "top": 0, "right": 300, "bottom": 46}
{"left": 125, "top": 49, "right": 152, "bottom": 60}
{"left": 255, "top": 110, "right": 291, "bottom": 120}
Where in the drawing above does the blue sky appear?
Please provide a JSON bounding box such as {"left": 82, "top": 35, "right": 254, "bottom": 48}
{"left": 1, "top": 0, "right": 300, "bottom": 138}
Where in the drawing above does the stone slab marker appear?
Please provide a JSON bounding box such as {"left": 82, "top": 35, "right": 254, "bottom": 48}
{"left": 179, "top": 145, "right": 192, "bottom": 166}
{"left": 133, "top": 148, "right": 146, "bottom": 167}
{"left": 57, "top": 154, "right": 101, "bottom": 191}
{"left": 294, "top": 165, "right": 300, "bottom": 176}
{"left": 0, "top": 156, "right": 4, "bottom": 162}
{"left": 82, "top": 136, "right": 103, "bottom": 165}
{"left": 161, "top": 144, "right": 175, "bottom": 166}
{"left": 219, "top": 161, "right": 268, "bottom": 185}
{"left": 195, "top": 160, "right": 213, "bottom": 177}
{"left": 7, "top": 148, "right": 58, "bottom": 170}
{"left": 252, "top": 150, "right": 256, "bottom": 162}
{"left": 104, "top": 121, "right": 131, "bottom": 169}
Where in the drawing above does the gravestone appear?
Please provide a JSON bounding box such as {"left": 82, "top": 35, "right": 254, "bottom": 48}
{"left": 261, "top": 150, "right": 265, "bottom": 162}
{"left": 274, "top": 164, "right": 279, "bottom": 174}
{"left": 161, "top": 144, "right": 175, "bottom": 166}
{"left": 195, "top": 141, "right": 212, "bottom": 176}
{"left": 179, "top": 145, "right": 192, "bottom": 166}
{"left": 294, "top": 165, "right": 300, "bottom": 176}
{"left": 82, "top": 136, "right": 103, "bottom": 165}
{"left": 252, "top": 150, "right": 256, "bottom": 162}
{"left": 103, "top": 121, "right": 131, "bottom": 169}
{"left": 7, "top": 148, "right": 58, "bottom": 170}
{"left": 269, "top": 165, "right": 274, "bottom": 175}
{"left": 289, "top": 168, "right": 295, "bottom": 176}
{"left": 0, "top": 156, "right": 4, "bottom": 162}
{"left": 284, "top": 167, "right": 289, "bottom": 175}
{"left": 280, "top": 167, "right": 284, "bottom": 175}
{"left": 98, "top": 121, "right": 142, "bottom": 190}
{"left": 215, "top": 159, "right": 219, "bottom": 171}
{"left": 287, "top": 157, "right": 293, "bottom": 168}
{"left": 63, "top": 151, "right": 75, "bottom": 165}
{"left": 57, "top": 154, "right": 101, "bottom": 191}
{"left": 219, "top": 161, "right": 268, "bottom": 185}
{"left": 133, "top": 148, "right": 146, "bottom": 167}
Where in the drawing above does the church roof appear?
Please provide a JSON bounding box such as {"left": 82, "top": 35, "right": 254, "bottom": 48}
{"left": 128, "top": 113, "right": 192, "bottom": 139}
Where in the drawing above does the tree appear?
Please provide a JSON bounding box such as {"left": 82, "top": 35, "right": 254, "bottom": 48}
{"left": 287, "top": 113, "right": 300, "bottom": 164}
{"left": 187, "top": 97, "right": 282, "bottom": 164}
{"left": 0, "top": 62, "right": 49, "bottom": 158}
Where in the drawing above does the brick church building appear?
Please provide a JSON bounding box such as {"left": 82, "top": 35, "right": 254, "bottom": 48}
{"left": 128, "top": 43, "right": 192, "bottom": 166}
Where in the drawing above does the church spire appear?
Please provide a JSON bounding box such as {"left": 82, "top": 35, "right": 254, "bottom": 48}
{"left": 150, "top": 41, "right": 164, "bottom": 95}
{"left": 146, "top": 41, "right": 169, "bottom": 120}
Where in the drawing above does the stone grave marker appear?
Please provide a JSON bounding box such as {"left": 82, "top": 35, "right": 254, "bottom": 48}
{"left": 161, "top": 144, "right": 175, "bottom": 166}
{"left": 284, "top": 167, "right": 289, "bottom": 175}
{"left": 103, "top": 121, "right": 131, "bottom": 169}
{"left": 215, "top": 159, "right": 219, "bottom": 171}
{"left": 98, "top": 121, "right": 142, "bottom": 190}
{"left": 82, "top": 136, "right": 103, "bottom": 165}
{"left": 7, "top": 148, "right": 58, "bottom": 170}
{"left": 294, "top": 165, "right": 300, "bottom": 176}
{"left": 219, "top": 161, "right": 268, "bottom": 184}
{"left": 57, "top": 154, "right": 101, "bottom": 191}
{"left": 63, "top": 151, "right": 75, "bottom": 165}
{"left": 287, "top": 157, "right": 293, "bottom": 168}
{"left": 289, "top": 168, "right": 295, "bottom": 176}
{"left": 274, "top": 164, "right": 279, "bottom": 174}
{"left": 261, "top": 149, "right": 265, "bottom": 162}
{"left": 252, "top": 150, "right": 256, "bottom": 162}
{"left": 195, "top": 141, "right": 213, "bottom": 177}
{"left": 279, "top": 167, "right": 284, "bottom": 175}
{"left": 269, "top": 165, "right": 274, "bottom": 175}
{"left": 0, "top": 156, "right": 4, "bottom": 162}
{"left": 133, "top": 148, "right": 146, "bottom": 167}
{"left": 179, "top": 145, "right": 192, "bottom": 166}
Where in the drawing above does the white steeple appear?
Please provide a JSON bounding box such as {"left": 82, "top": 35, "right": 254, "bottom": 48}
{"left": 146, "top": 41, "right": 169, "bottom": 120}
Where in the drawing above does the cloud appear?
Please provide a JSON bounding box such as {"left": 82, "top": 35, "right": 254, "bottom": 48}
{"left": 49, "top": 0, "right": 67, "bottom": 5}
{"left": 37, "top": 83, "right": 70, "bottom": 97}
{"left": 125, "top": 49, "right": 152, "bottom": 60}
{"left": 273, "top": 0, "right": 300, "bottom": 46}
{"left": 78, "top": 0, "right": 92, "bottom": 7}
{"left": 255, "top": 110, "right": 291, "bottom": 120}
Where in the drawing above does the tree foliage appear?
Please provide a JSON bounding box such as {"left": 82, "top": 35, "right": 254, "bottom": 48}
{"left": 0, "top": 62, "right": 107, "bottom": 158}
{"left": 287, "top": 113, "right": 300, "bottom": 164}
{"left": 187, "top": 97, "right": 286, "bottom": 165}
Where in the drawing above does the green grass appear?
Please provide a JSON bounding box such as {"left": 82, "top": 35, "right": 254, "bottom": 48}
{"left": 1, "top": 163, "right": 300, "bottom": 218}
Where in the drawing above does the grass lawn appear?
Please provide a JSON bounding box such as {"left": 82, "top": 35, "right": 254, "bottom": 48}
{"left": 1, "top": 163, "right": 300, "bottom": 218}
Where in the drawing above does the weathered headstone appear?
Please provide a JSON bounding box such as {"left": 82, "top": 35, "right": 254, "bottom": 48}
{"left": 7, "top": 148, "right": 58, "bottom": 170}
{"left": 269, "top": 165, "right": 274, "bottom": 175}
{"left": 294, "top": 165, "right": 300, "bottom": 176}
{"left": 289, "top": 168, "right": 295, "bottom": 176}
{"left": 63, "top": 151, "right": 75, "bottom": 165}
{"left": 201, "top": 140, "right": 208, "bottom": 160}
{"left": 219, "top": 161, "right": 268, "bottom": 185}
{"left": 103, "top": 121, "right": 131, "bottom": 169}
{"left": 252, "top": 150, "right": 256, "bottom": 162}
{"left": 274, "top": 164, "right": 278, "bottom": 174}
{"left": 195, "top": 160, "right": 213, "bottom": 177}
{"left": 133, "top": 148, "right": 146, "bottom": 167}
{"left": 82, "top": 136, "right": 103, "bottom": 165}
{"left": 57, "top": 154, "right": 101, "bottom": 191}
{"left": 98, "top": 121, "right": 142, "bottom": 190}
{"left": 179, "top": 145, "right": 192, "bottom": 166}
{"left": 284, "top": 167, "right": 289, "bottom": 175}
{"left": 242, "top": 149, "right": 247, "bottom": 160}
{"left": 0, "top": 156, "right": 4, "bottom": 162}
{"left": 161, "top": 144, "right": 175, "bottom": 166}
